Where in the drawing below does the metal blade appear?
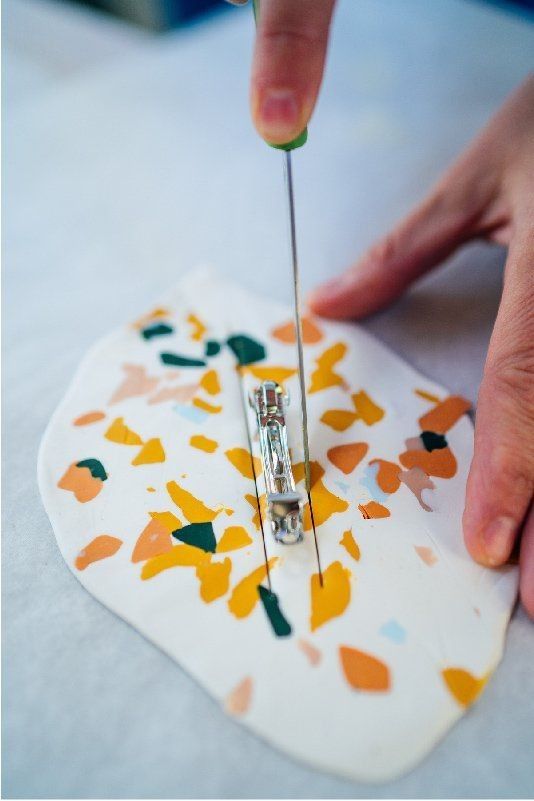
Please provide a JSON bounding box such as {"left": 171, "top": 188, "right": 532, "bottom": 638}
{"left": 283, "top": 151, "right": 323, "bottom": 583}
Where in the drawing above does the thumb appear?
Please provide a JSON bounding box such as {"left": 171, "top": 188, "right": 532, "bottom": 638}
{"left": 251, "top": 0, "right": 336, "bottom": 145}
{"left": 463, "top": 224, "right": 534, "bottom": 612}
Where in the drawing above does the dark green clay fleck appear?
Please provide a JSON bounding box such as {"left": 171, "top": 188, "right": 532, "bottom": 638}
{"left": 76, "top": 458, "right": 108, "bottom": 481}
{"left": 172, "top": 522, "right": 216, "bottom": 553}
{"left": 421, "top": 431, "right": 448, "bottom": 452}
{"left": 258, "top": 584, "right": 292, "bottom": 637}
{"left": 141, "top": 323, "right": 174, "bottom": 340}
{"left": 226, "top": 334, "right": 266, "bottom": 366}
{"left": 160, "top": 352, "right": 206, "bottom": 368}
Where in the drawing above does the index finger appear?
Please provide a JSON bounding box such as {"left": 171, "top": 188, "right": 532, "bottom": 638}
{"left": 251, "top": 0, "right": 336, "bottom": 145}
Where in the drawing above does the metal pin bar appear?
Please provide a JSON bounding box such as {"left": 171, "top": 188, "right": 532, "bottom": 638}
{"left": 236, "top": 365, "right": 272, "bottom": 591}
{"left": 250, "top": 381, "right": 304, "bottom": 545}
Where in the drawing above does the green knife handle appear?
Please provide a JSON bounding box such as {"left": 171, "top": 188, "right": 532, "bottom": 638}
{"left": 251, "top": 0, "right": 307, "bottom": 151}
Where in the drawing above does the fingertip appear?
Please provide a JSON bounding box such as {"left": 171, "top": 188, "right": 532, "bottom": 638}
{"left": 307, "top": 274, "right": 355, "bottom": 318}
{"left": 483, "top": 515, "right": 517, "bottom": 565}
{"left": 519, "top": 508, "right": 534, "bottom": 619}
{"left": 250, "top": 0, "right": 335, "bottom": 144}
{"left": 308, "top": 261, "right": 409, "bottom": 320}
{"left": 464, "top": 515, "right": 518, "bottom": 567}
{"left": 463, "top": 525, "right": 489, "bottom": 566}
{"left": 251, "top": 87, "right": 306, "bottom": 145}
{"left": 520, "top": 583, "right": 534, "bottom": 620}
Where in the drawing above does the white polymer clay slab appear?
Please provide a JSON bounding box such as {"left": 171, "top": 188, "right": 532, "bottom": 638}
{"left": 38, "top": 268, "right": 518, "bottom": 782}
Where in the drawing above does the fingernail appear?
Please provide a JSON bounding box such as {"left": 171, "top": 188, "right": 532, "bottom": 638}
{"left": 482, "top": 516, "right": 516, "bottom": 565}
{"left": 259, "top": 89, "right": 299, "bottom": 138}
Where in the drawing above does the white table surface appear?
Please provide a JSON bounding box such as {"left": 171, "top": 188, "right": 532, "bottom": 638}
{"left": 3, "top": 0, "right": 534, "bottom": 797}
{"left": 3, "top": 0, "right": 150, "bottom": 110}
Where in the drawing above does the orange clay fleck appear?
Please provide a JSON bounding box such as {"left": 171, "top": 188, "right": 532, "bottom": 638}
{"left": 293, "top": 461, "right": 349, "bottom": 531}
{"left": 415, "top": 388, "right": 441, "bottom": 403}
{"left": 167, "top": 481, "right": 220, "bottom": 523}
{"left": 187, "top": 313, "right": 207, "bottom": 342}
{"left": 369, "top": 459, "right": 401, "bottom": 493}
{"left": 351, "top": 390, "right": 384, "bottom": 425}
{"left": 339, "top": 646, "right": 391, "bottom": 692}
{"left": 358, "top": 501, "right": 390, "bottom": 519}
{"left": 141, "top": 543, "right": 210, "bottom": 580}
{"left": 217, "top": 526, "right": 253, "bottom": 553}
{"left": 227, "top": 559, "right": 278, "bottom": 619}
{"left": 399, "top": 446, "right": 457, "bottom": 479}
{"left": 340, "top": 529, "right": 361, "bottom": 561}
{"left": 441, "top": 668, "right": 488, "bottom": 707}
{"left": 199, "top": 369, "right": 221, "bottom": 395}
{"left": 244, "top": 365, "right": 297, "bottom": 384}
{"left": 308, "top": 343, "right": 347, "bottom": 394}
{"left": 75, "top": 535, "right": 122, "bottom": 570}
{"left": 320, "top": 409, "right": 358, "bottom": 432}
{"left": 225, "top": 448, "right": 262, "bottom": 480}
{"left": 131, "top": 518, "right": 173, "bottom": 563}
{"left": 418, "top": 395, "right": 471, "bottom": 434}
{"left": 105, "top": 417, "right": 143, "bottom": 446}
{"left": 73, "top": 411, "right": 106, "bottom": 426}
{"left": 57, "top": 464, "right": 103, "bottom": 503}
{"left": 271, "top": 316, "right": 323, "bottom": 344}
{"left": 132, "top": 438, "right": 165, "bottom": 465}
{"left": 193, "top": 398, "right": 222, "bottom": 414}
{"left": 225, "top": 676, "right": 253, "bottom": 716}
{"left": 196, "top": 558, "right": 232, "bottom": 603}
{"left": 310, "top": 561, "right": 351, "bottom": 632}
{"left": 190, "top": 435, "right": 218, "bottom": 453}
{"left": 327, "top": 442, "right": 368, "bottom": 474}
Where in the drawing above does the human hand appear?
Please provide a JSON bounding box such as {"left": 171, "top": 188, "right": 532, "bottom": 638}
{"left": 309, "top": 76, "right": 534, "bottom": 617}
{"left": 226, "top": 0, "right": 336, "bottom": 145}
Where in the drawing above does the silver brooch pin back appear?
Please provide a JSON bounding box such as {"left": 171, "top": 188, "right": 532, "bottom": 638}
{"left": 249, "top": 381, "right": 304, "bottom": 545}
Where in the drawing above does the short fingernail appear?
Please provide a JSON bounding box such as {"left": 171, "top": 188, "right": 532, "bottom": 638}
{"left": 258, "top": 89, "right": 299, "bottom": 138}
{"left": 482, "top": 516, "right": 516, "bottom": 565}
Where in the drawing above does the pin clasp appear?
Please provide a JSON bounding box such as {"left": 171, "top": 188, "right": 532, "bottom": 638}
{"left": 249, "top": 381, "right": 304, "bottom": 544}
